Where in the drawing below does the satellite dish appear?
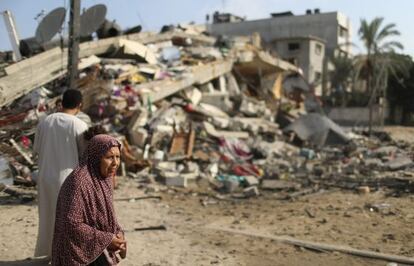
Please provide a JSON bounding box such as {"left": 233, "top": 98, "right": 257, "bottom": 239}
{"left": 35, "top": 7, "right": 66, "bottom": 44}
{"left": 80, "top": 4, "right": 107, "bottom": 37}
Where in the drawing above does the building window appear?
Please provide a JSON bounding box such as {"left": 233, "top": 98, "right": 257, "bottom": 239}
{"left": 288, "top": 42, "right": 300, "bottom": 51}
{"left": 314, "top": 71, "right": 322, "bottom": 82}
{"left": 339, "top": 26, "right": 348, "bottom": 38}
{"left": 315, "top": 43, "right": 323, "bottom": 55}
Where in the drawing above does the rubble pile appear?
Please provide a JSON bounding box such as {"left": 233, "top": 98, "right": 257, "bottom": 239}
{"left": 1, "top": 27, "right": 413, "bottom": 202}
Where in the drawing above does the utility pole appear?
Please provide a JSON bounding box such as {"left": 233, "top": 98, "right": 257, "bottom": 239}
{"left": 368, "top": 85, "right": 375, "bottom": 136}
{"left": 67, "top": 0, "right": 80, "bottom": 89}
{"left": 2, "top": 10, "right": 22, "bottom": 61}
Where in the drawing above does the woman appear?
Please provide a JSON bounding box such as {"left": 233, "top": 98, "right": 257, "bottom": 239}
{"left": 52, "top": 134, "right": 126, "bottom": 265}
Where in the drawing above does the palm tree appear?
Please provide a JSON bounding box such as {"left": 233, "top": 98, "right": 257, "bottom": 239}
{"left": 356, "top": 17, "right": 405, "bottom": 134}
{"left": 330, "top": 54, "right": 354, "bottom": 106}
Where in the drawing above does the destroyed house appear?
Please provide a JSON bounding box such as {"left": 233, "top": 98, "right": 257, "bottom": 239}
{"left": 207, "top": 10, "right": 352, "bottom": 96}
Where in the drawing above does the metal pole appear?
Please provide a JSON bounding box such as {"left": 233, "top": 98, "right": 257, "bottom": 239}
{"left": 2, "top": 10, "right": 22, "bottom": 61}
{"left": 67, "top": 0, "right": 80, "bottom": 89}
{"left": 368, "top": 83, "right": 374, "bottom": 136}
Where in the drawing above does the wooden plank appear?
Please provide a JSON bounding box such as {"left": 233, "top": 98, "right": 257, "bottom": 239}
{"left": 168, "top": 126, "right": 195, "bottom": 160}
{"left": 9, "top": 139, "right": 33, "bottom": 165}
{"left": 273, "top": 72, "right": 283, "bottom": 99}
{"left": 209, "top": 227, "right": 414, "bottom": 265}
{"left": 114, "top": 196, "right": 162, "bottom": 202}
{"left": 169, "top": 132, "right": 187, "bottom": 159}
{"left": 133, "top": 225, "right": 167, "bottom": 232}
{"left": 0, "top": 183, "right": 36, "bottom": 199}
{"left": 186, "top": 126, "right": 195, "bottom": 157}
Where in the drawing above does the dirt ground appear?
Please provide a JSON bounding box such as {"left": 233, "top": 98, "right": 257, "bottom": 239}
{"left": 1, "top": 176, "right": 414, "bottom": 266}
{"left": 1, "top": 126, "right": 414, "bottom": 266}
{"left": 383, "top": 126, "right": 414, "bottom": 143}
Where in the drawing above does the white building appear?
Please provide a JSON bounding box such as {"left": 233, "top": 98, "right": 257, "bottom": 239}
{"left": 208, "top": 10, "right": 352, "bottom": 95}
{"left": 271, "top": 36, "right": 325, "bottom": 95}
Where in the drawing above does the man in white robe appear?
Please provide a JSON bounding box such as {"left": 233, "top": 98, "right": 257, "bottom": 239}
{"left": 33, "top": 89, "right": 88, "bottom": 257}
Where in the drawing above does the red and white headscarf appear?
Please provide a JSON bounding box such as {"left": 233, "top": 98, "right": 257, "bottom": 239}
{"left": 52, "top": 134, "right": 123, "bottom": 265}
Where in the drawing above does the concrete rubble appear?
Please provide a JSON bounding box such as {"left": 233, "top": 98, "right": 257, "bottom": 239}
{"left": 1, "top": 26, "right": 414, "bottom": 204}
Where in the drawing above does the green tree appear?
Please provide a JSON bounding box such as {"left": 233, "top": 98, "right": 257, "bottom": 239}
{"left": 330, "top": 54, "right": 354, "bottom": 106}
{"left": 387, "top": 54, "right": 414, "bottom": 124}
{"left": 356, "top": 17, "right": 405, "bottom": 133}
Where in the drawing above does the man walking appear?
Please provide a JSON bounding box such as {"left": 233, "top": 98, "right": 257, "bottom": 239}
{"left": 33, "top": 89, "right": 88, "bottom": 257}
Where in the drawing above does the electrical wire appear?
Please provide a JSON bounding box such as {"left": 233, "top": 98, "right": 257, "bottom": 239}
{"left": 136, "top": 11, "right": 147, "bottom": 30}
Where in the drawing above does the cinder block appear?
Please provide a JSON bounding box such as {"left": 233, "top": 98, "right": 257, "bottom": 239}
{"left": 244, "top": 175, "right": 259, "bottom": 186}
{"left": 165, "top": 174, "right": 188, "bottom": 187}
{"left": 243, "top": 186, "right": 260, "bottom": 197}
{"left": 129, "top": 128, "right": 148, "bottom": 148}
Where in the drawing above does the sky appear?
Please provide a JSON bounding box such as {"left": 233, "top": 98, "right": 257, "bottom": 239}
{"left": 1, "top": 0, "right": 414, "bottom": 56}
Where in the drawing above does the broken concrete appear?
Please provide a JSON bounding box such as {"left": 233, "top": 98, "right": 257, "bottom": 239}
{"left": 284, "top": 113, "right": 350, "bottom": 148}
{"left": 203, "top": 122, "right": 249, "bottom": 139}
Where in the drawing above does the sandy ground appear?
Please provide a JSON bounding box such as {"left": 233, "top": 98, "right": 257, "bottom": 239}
{"left": 1, "top": 126, "right": 414, "bottom": 266}
{"left": 383, "top": 126, "right": 414, "bottom": 143}
{"left": 1, "top": 174, "right": 414, "bottom": 266}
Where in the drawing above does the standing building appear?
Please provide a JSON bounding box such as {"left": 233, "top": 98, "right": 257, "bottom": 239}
{"left": 207, "top": 9, "right": 352, "bottom": 96}
{"left": 271, "top": 36, "right": 325, "bottom": 94}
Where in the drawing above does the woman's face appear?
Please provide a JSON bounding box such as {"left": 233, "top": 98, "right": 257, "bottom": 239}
{"left": 100, "top": 146, "right": 121, "bottom": 178}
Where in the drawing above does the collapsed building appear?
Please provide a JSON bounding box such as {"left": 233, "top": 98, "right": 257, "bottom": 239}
{"left": 0, "top": 7, "right": 413, "bottom": 203}
{"left": 208, "top": 9, "right": 353, "bottom": 97}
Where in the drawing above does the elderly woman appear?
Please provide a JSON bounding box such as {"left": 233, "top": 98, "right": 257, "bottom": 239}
{"left": 52, "top": 134, "right": 126, "bottom": 265}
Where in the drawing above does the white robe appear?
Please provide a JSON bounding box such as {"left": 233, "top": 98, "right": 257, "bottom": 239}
{"left": 33, "top": 112, "right": 88, "bottom": 257}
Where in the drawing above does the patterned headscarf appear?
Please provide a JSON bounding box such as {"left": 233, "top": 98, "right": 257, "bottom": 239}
{"left": 52, "top": 134, "right": 123, "bottom": 265}
{"left": 83, "top": 134, "right": 121, "bottom": 179}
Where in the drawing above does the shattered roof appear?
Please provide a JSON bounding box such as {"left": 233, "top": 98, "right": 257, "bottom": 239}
{"left": 0, "top": 30, "right": 297, "bottom": 108}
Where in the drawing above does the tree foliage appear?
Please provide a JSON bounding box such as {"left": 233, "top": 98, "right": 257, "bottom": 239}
{"left": 356, "top": 17, "right": 405, "bottom": 96}
{"left": 387, "top": 54, "right": 414, "bottom": 124}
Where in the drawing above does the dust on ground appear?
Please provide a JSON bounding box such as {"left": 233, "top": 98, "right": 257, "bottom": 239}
{"left": 383, "top": 126, "right": 414, "bottom": 143}
{"left": 1, "top": 175, "right": 414, "bottom": 266}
